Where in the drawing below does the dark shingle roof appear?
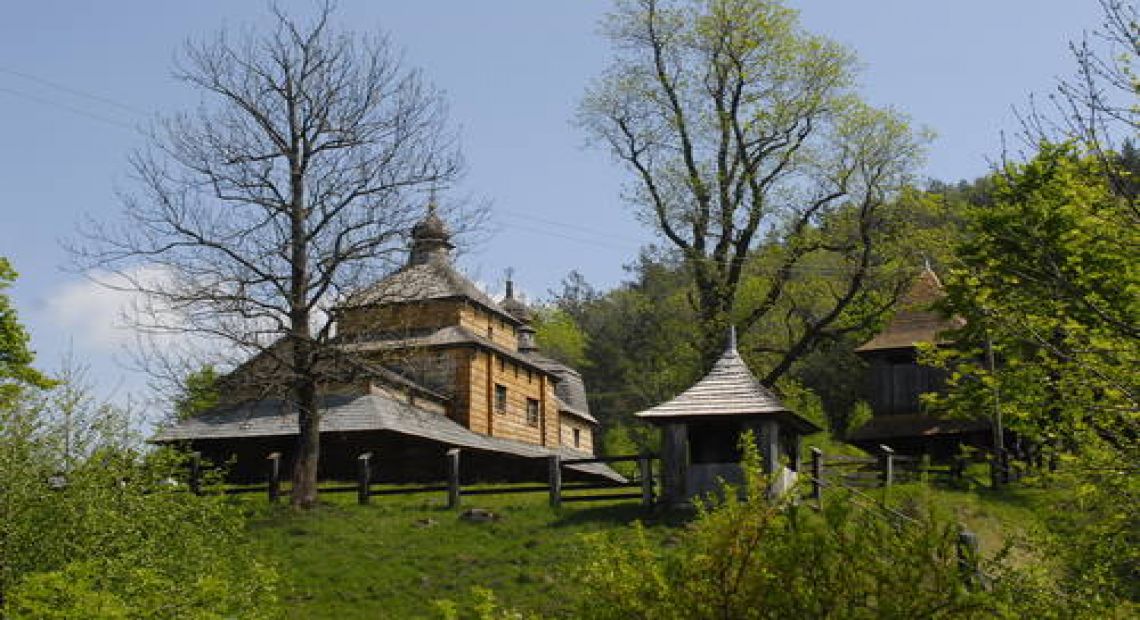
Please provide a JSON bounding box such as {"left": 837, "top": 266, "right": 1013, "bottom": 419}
{"left": 152, "top": 393, "right": 621, "bottom": 480}
{"left": 635, "top": 342, "right": 820, "bottom": 433}
{"left": 340, "top": 325, "right": 551, "bottom": 374}
{"left": 345, "top": 259, "right": 519, "bottom": 325}
{"left": 856, "top": 267, "right": 964, "bottom": 354}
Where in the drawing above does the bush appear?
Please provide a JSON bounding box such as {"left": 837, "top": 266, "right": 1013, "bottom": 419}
{"left": 575, "top": 435, "right": 1065, "bottom": 619}
{"left": 1, "top": 383, "right": 280, "bottom": 618}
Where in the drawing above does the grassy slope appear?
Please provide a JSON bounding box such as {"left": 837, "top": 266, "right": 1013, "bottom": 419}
{"left": 244, "top": 490, "right": 677, "bottom": 619}
{"left": 243, "top": 477, "right": 1058, "bottom": 620}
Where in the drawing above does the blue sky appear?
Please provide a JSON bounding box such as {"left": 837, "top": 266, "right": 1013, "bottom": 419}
{"left": 0, "top": 1, "right": 1100, "bottom": 410}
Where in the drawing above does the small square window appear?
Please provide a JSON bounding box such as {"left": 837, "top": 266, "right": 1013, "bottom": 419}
{"left": 495, "top": 384, "right": 507, "bottom": 414}
{"left": 526, "top": 398, "right": 539, "bottom": 426}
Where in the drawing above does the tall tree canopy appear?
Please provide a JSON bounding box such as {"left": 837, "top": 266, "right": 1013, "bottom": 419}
{"left": 75, "top": 5, "right": 462, "bottom": 507}
{"left": 579, "top": 0, "right": 928, "bottom": 375}
{"left": 935, "top": 144, "right": 1138, "bottom": 450}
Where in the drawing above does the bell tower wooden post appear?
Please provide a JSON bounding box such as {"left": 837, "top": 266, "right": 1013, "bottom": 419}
{"left": 759, "top": 418, "right": 780, "bottom": 474}
{"left": 661, "top": 422, "right": 688, "bottom": 506}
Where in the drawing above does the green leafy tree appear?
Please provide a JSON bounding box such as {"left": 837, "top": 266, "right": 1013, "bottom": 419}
{"left": 930, "top": 144, "right": 1138, "bottom": 606}
{"left": 0, "top": 270, "right": 277, "bottom": 614}
{"left": 173, "top": 365, "right": 220, "bottom": 421}
{"left": 579, "top": 0, "right": 928, "bottom": 373}
{"left": 1, "top": 389, "right": 279, "bottom": 617}
{"left": 531, "top": 308, "right": 589, "bottom": 370}
{"left": 0, "top": 258, "right": 53, "bottom": 405}
{"left": 934, "top": 144, "right": 1137, "bottom": 450}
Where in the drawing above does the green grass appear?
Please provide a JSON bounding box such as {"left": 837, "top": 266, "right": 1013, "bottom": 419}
{"left": 242, "top": 487, "right": 677, "bottom": 619}
{"left": 241, "top": 477, "right": 1058, "bottom": 619}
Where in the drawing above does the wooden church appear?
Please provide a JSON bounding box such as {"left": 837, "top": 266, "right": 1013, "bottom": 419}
{"left": 848, "top": 266, "right": 991, "bottom": 459}
{"left": 155, "top": 205, "right": 614, "bottom": 482}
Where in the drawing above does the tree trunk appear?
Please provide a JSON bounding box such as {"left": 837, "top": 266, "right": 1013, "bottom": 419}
{"left": 291, "top": 376, "right": 320, "bottom": 508}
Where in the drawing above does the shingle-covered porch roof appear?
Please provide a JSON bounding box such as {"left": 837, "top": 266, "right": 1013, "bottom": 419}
{"left": 634, "top": 336, "right": 820, "bottom": 434}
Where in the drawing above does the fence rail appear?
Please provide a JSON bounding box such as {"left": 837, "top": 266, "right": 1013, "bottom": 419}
{"left": 188, "top": 449, "right": 658, "bottom": 510}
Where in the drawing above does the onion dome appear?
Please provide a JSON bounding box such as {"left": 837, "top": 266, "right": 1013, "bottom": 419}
{"left": 408, "top": 200, "right": 455, "bottom": 266}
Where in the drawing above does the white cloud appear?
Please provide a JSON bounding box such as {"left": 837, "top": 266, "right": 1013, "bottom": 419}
{"left": 43, "top": 265, "right": 174, "bottom": 353}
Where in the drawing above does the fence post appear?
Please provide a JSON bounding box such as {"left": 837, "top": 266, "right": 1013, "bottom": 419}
{"left": 880, "top": 445, "right": 894, "bottom": 488}
{"left": 446, "top": 448, "right": 461, "bottom": 509}
{"left": 548, "top": 454, "right": 562, "bottom": 509}
{"left": 810, "top": 447, "right": 823, "bottom": 508}
{"left": 989, "top": 451, "right": 999, "bottom": 489}
{"left": 189, "top": 451, "right": 202, "bottom": 496}
{"left": 920, "top": 453, "right": 931, "bottom": 484}
{"left": 638, "top": 454, "right": 653, "bottom": 508}
{"left": 357, "top": 452, "right": 372, "bottom": 505}
{"left": 267, "top": 452, "right": 281, "bottom": 504}
{"left": 952, "top": 455, "right": 965, "bottom": 481}
{"left": 957, "top": 526, "right": 981, "bottom": 590}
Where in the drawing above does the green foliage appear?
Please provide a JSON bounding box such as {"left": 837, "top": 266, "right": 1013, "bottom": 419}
{"left": 932, "top": 144, "right": 1138, "bottom": 447}
{"left": 581, "top": 0, "right": 931, "bottom": 372}
{"left": 531, "top": 307, "right": 588, "bottom": 369}
{"left": 0, "top": 376, "right": 279, "bottom": 617}
{"left": 928, "top": 143, "right": 1139, "bottom": 609}
{"left": 773, "top": 379, "right": 828, "bottom": 432}
{"left": 550, "top": 251, "right": 704, "bottom": 428}
{"left": 433, "top": 587, "right": 533, "bottom": 620}
{"left": 845, "top": 400, "right": 874, "bottom": 437}
{"left": 174, "top": 364, "right": 221, "bottom": 421}
{"left": 576, "top": 437, "right": 1066, "bottom": 619}
{"left": 0, "top": 258, "right": 54, "bottom": 405}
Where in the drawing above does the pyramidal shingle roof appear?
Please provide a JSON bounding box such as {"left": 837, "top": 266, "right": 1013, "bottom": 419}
{"left": 855, "top": 266, "right": 964, "bottom": 354}
{"left": 635, "top": 334, "right": 816, "bottom": 434}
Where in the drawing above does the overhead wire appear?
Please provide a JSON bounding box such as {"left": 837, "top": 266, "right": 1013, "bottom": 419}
{"left": 0, "top": 65, "right": 928, "bottom": 280}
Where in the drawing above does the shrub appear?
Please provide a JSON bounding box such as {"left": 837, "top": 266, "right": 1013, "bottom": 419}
{"left": 576, "top": 435, "right": 1063, "bottom": 619}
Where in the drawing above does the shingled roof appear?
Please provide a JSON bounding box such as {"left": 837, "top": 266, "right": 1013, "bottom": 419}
{"left": 856, "top": 267, "right": 964, "bottom": 354}
{"left": 635, "top": 333, "right": 820, "bottom": 434}
{"left": 345, "top": 260, "right": 519, "bottom": 324}
{"left": 153, "top": 393, "right": 621, "bottom": 480}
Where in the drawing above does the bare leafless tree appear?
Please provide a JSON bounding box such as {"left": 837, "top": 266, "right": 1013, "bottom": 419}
{"left": 1021, "top": 0, "right": 1140, "bottom": 222}
{"left": 578, "top": 0, "right": 928, "bottom": 376}
{"left": 72, "top": 4, "right": 464, "bottom": 508}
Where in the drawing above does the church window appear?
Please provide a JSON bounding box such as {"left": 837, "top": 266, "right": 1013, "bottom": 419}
{"left": 526, "top": 398, "right": 539, "bottom": 426}
{"left": 573, "top": 428, "right": 581, "bottom": 448}
{"left": 495, "top": 384, "right": 507, "bottom": 413}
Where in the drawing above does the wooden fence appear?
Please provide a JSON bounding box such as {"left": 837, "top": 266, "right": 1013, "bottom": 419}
{"left": 803, "top": 446, "right": 988, "bottom": 589}
{"left": 191, "top": 450, "right": 658, "bottom": 509}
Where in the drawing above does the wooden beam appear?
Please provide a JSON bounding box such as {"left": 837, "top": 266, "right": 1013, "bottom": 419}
{"left": 267, "top": 452, "right": 281, "bottom": 504}
{"left": 357, "top": 452, "right": 372, "bottom": 505}
{"left": 446, "top": 448, "right": 461, "bottom": 509}
{"left": 661, "top": 423, "right": 688, "bottom": 506}
{"left": 548, "top": 454, "right": 562, "bottom": 508}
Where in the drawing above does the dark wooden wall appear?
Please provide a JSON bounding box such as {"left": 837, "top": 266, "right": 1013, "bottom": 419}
{"left": 866, "top": 351, "right": 947, "bottom": 416}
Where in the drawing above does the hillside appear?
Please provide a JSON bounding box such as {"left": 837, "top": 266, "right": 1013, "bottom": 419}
{"left": 243, "top": 480, "right": 1055, "bottom": 619}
